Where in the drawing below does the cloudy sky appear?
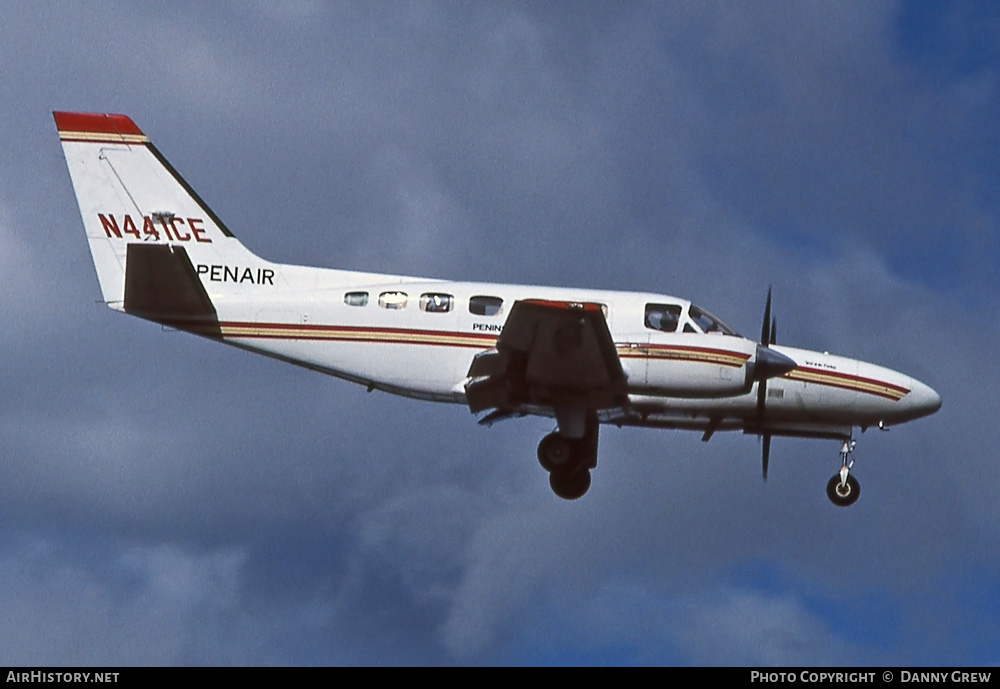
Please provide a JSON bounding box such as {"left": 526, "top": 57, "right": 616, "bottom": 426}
{"left": 2, "top": 1, "right": 998, "bottom": 666}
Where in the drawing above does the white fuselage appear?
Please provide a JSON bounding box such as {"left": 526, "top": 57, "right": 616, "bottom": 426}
{"left": 199, "top": 266, "right": 940, "bottom": 440}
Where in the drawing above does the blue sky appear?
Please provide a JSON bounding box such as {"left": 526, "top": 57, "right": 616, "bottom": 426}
{"left": 1, "top": 1, "right": 998, "bottom": 665}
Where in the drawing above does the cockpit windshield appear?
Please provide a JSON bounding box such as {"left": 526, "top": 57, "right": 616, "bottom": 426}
{"left": 688, "top": 305, "right": 738, "bottom": 336}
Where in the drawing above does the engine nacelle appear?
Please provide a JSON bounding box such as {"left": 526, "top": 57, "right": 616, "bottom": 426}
{"left": 627, "top": 335, "right": 757, "bottom": 398}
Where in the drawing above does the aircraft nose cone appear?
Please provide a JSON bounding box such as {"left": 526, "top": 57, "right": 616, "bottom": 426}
{"left": 906, "top": 379, "right": 942, "bottom": 419}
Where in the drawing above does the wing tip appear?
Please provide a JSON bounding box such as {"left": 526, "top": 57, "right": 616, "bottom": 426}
{"left": 521, "top": 299, "right": 604, "bottom": 313}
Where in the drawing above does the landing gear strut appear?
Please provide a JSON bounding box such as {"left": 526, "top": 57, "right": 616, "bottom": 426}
{"left": 537, "top": 423, "right": 598, "bottom": 500}
{"left": 826, "top": 439, "right": 860, "bottom": 507}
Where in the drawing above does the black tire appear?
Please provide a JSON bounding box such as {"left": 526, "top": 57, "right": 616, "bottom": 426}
{"left": 537, "top": 433, "right": 574, "bottom": 472}
{"left": 549, "top": 469, "right": 592, "bottom": 500}
{"left": 826, "top": 474, "right": 861, "bottom": 507}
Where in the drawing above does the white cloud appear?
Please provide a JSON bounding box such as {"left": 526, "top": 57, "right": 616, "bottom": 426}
{"left": 0, "top": 541, "right": 252, "bottom": 665}
{"left": 672, "top": 588, "right": 858, "bottom": 666}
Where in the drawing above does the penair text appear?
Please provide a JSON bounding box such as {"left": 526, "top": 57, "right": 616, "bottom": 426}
{"left": 196, "top": 264, "right": 275, "bottom": 285}
{"left": 472, "top": 323, "right": 503, "bottom": 333}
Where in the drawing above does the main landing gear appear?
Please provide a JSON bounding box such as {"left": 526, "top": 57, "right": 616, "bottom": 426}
{"left": 826, "top": 439, "right": 860, "bottom": 507}
{"left": 537, "top": 425, "right": 598, "bottom": 500}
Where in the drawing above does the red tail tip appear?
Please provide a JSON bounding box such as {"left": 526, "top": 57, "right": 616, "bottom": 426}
{"left": 53, "top": 111, "right": 144, "bottom": 136}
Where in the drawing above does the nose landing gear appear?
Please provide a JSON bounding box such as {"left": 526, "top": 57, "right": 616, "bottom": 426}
{"left": 826, "top": 439, "right": 860, "bottom": 507}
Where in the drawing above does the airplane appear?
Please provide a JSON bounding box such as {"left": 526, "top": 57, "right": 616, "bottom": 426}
{"left": 53, "top": 111, "right": 942, "bottom": 507}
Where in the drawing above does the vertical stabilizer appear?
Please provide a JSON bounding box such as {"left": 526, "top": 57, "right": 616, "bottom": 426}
{"left": 54, "top": 112, "right": 269, "bottom": 310}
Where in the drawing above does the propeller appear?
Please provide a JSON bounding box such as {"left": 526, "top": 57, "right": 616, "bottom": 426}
{"left": 753, "top": 287, "right": 796, "bottom": 480}
{"left": 760, "top": 286, "right": 772, "bottom": 348}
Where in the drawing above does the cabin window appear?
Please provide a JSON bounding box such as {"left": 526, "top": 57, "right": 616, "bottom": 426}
{"left": 420, "top": 293, "right": 453, "bottom": 313}
{"left": 344, "top": 291, "right": 369, "bottom": 307}
{"left": 645, "top": 304, "right": 681, "bottom": 333}
{"left": 469, "top": 295, "right": 503, "bottom": 316}
{"left": 378, "top": 291, "right": 408, "bottom": 309}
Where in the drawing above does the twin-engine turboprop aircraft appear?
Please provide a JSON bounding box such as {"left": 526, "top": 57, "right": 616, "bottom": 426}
{"left": 54, "top": 112, "right": 941, "bottom": 506}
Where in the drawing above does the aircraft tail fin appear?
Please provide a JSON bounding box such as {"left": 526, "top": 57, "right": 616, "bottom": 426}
{"left": 54, "top": 112, "right": 268, "bottom": 311}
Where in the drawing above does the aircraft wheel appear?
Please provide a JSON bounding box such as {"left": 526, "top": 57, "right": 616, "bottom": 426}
{"left": 549, "top": 469, "right": 591, "bottom": 500}
{"left": 826, "top": 474, "right": 861, "bottom": 507}
{"left": 537, "top": 432, "right": 574, "bottom": 472}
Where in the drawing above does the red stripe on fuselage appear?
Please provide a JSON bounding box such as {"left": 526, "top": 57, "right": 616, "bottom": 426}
{"left": 785, "top": 366, "right": 909, "bottom": 400}
{"left": 790, "top": 366, "right": 909, "bottom": 393}
{"left": 217, "top": 321, "right": 498, "bottom": 347}
{"left": 644, "top": 343, "right": 751, "bottom": 359}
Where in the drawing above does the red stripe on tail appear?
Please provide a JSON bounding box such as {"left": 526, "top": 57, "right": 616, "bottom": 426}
{"left": 52, "top": 112, "right": 144, "bottom": 136}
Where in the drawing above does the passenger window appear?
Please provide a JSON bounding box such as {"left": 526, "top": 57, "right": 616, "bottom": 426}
{"left": 378, "top": 291, "right": 408, "bottom": 309}
{"left": 420, "top": 293, "right": 453, "bottom": 313}
{"left": 344, "top": 291, "right": 369, "bottom": 307}
{"left": 645, "top": 304, "right": 681, "bottom": 333}
{"left": 469, "top": 295, "right": 503, "bottom": 316}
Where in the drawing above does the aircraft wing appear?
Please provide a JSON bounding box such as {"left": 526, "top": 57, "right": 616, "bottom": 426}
{"left": 464, "top": 299, "right": 629, "bottom": 418}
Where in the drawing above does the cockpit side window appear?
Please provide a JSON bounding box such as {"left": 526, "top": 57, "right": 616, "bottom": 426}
{"left": 645, "top": 304, "right": 682, "bottom": 333}
{"left": 688, "top": 305, "right": 738, "bottom": 336}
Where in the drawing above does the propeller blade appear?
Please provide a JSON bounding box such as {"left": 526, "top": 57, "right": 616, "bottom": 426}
{"left": 756, "top": 371, "right": 767, "bottom": 444}
{"left": 756, "top": 287, "right": 770, "bottom": 434}
{"left": 762, "top": 434, "right": 771, "bottom": 480}
{"left": 752, "top": 288, "right": 794, "bottom": 382}
{"left": 760, "top": 286, "right": 772, "bottom": 345}
{"left": 756, "top": 288, "right": 777, "bottom": 481}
